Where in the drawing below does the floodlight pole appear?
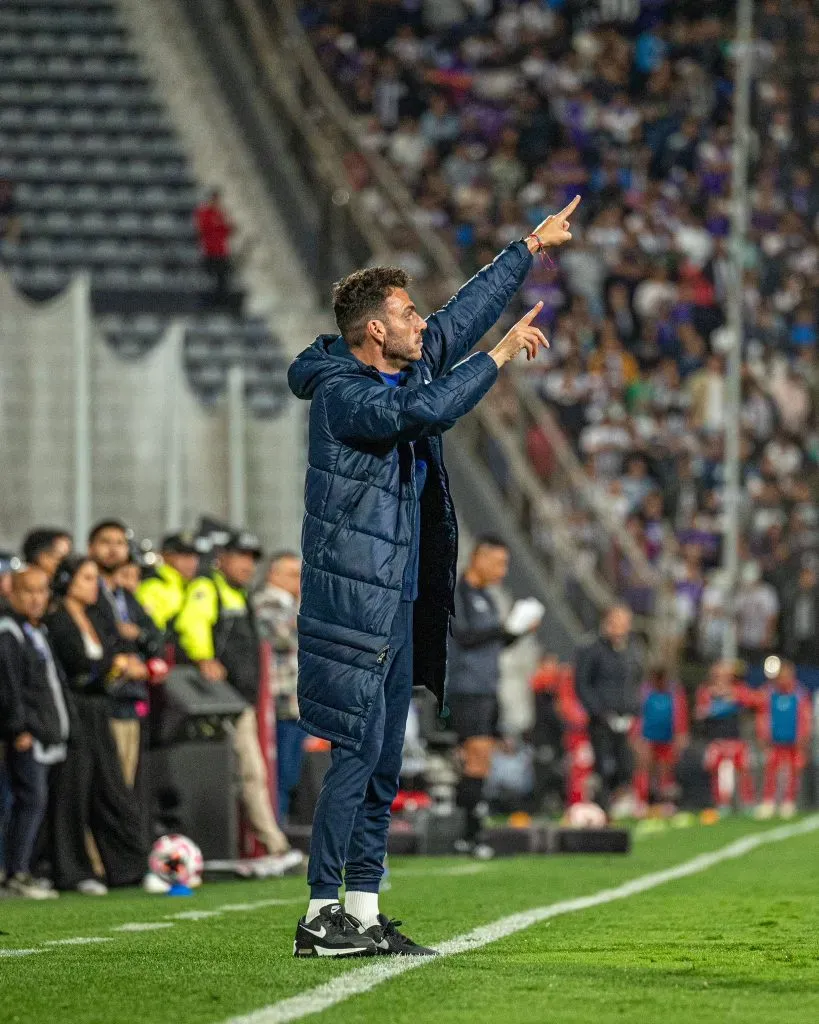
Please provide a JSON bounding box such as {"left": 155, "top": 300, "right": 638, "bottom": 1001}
{"left": 721, "top": 0, "right": 754, "bottom": 661}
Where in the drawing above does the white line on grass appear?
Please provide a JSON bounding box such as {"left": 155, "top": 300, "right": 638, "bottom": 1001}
{"left": 224, "top": 815, "right": 819, "bottom": 1024}
{"left": 389, "top": 864, "right": 489, "bottom": 878}
{"left": 0, "top": 948, "right": 43, "bottom": 958}
{"left": 112, "top": 922, "right": 175, "bottom": 932}
{"left": 218, "top": 899, "right": 302, "bottom": 912}
{"left": 44, "top": 937, "right": 113, "bottom": 946}
{"left": 166, "top": 910, "right": 222, "bottom": 921}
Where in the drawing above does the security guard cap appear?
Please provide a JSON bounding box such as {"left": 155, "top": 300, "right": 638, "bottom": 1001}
{"left": 161, "top": 531, "right": 200, "bottom": 555}
{"left": 222, "top": 530, "right": 263, "bottom": 560}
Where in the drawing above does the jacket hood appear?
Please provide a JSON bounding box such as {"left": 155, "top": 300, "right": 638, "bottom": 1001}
{"left": 288, "top": 334, "right": 363, "bottom": 400}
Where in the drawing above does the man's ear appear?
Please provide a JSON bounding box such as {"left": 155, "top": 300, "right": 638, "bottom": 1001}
{"left": 366, "top": 318, "right": 386, "bottom": 345}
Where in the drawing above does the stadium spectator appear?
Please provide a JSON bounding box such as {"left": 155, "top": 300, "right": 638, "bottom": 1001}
{"left": 0, "top": 567, "right": 69, "bottom": 899}
{"left": 780, "top": 567, "right": 819, "bottom": 686}
{"left": 87, "top": 521, "right": 160, "bottom": 789}
{"left": 195, "top": 188, "right": 234, "bottom": 311}
{"left": 0, "top": 551, "right": 19, "bottom": 615}
{"left": 45, "top": 555, "right": 147, "bottom": 894}
{"left": 253, "top": 551, "right": 304, "bottom": 823}
{"left": 174, "top": 531, "right": 291, "bottom": 858}
{"left": 21, "top": 529, "right": 73, "bottom": 582}
{"left": 575, "top": 604, "right": 642, "bottom": 813}
{"left": 735, "top": 562, "right": 779, "bottom": 672}
{"left": 135, "top": 532, "right": 200, "bottom": 634}
{"left": 448, "top": 536, "right": 542, "bottom": 853}
{"left": 115, "top": 551, "right": 142, "bottom": 596}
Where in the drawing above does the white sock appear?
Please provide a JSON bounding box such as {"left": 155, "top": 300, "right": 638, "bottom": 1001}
{"left": 344, "top": 890, "right": 380, "bottom": 928}
{"left": 306, "top": 898, "right": 337, "bottom": 923}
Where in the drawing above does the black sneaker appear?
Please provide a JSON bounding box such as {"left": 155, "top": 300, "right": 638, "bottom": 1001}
{"left": 364, "top": 914, "right": 438, "bottom": 956}
{"left": 293, "top": 903, "right": 378, "bottom": 958}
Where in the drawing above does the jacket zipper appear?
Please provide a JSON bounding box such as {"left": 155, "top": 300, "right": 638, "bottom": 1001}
{"left": 376, "top": 645, "right": 390, "bottom": 665}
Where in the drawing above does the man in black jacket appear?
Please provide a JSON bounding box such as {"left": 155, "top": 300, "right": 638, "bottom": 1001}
{"left": 448, "top": 536, "right": 540, "bottom": 852}
{"left": 87, "top": 520, "right": 164, "bottom": 788}
{"left": 0, "top": 566, "right": 70, "bottom": 898}
{"left": 575, "top": 604, "right": 642, "bottom": 813}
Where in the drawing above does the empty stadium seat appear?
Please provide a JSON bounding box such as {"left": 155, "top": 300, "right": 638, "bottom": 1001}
{"left": 0, "top": 0, "right": 285, "bottom": 415}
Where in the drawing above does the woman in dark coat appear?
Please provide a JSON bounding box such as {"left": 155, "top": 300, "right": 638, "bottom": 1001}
{"left": 45, "top": 555, "right": 147, "bottom": 893}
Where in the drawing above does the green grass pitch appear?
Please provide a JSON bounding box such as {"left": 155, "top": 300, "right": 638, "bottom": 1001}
{"left": 1, "top": 818, "right": 817, "bottom": 1024}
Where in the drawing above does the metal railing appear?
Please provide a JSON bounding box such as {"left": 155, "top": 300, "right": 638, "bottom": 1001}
{"left": 228, "top": 0, "right": 654, "bottom": 629}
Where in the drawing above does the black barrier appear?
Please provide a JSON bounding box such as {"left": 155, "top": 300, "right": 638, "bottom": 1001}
{"left": 151, "top": 666, "right": 248, "bottom": 747}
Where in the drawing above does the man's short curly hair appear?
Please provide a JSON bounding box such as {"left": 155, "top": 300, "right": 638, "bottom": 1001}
{"left": 332, "top": 266, "right": 410, "bottom": 348}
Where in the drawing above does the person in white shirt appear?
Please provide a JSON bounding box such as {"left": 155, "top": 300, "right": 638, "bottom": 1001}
{"left": 735, "top": 562, "right": 779, "bottom": 667}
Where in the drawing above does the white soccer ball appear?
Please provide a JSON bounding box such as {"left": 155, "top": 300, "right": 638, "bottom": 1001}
{"left": 148, "top": 834, "right": 204, "bottom": 886}
{"left": 565, "top": 802, "right": 608, "bottom": 829}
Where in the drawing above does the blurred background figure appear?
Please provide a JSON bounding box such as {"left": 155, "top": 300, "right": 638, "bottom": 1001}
{"left": 174, "top": 531, "right": 291, "bottom": 860}
{"left": 195, "top": 187, "right": 234, "bottom": 311}
{"left": 136, "top": 532, "right": 200, "bottom": 637}
{"left": 21, "top": 530, "right": 73, "bottom": 584}
{"left": 45, "top": 555, "right": 147, "bottom": 894}
{"left": 754, "top": 659, "right": 812, "bottom": 819}
{"left": 0, "top": 567, "right": 69, "bottom": 898}
{"left": 254, "top": 551, "right": 303, "bottom": 824}
{"left": 448, "top": 536, "right": 542, "bottom": 856}
{"left": 575, "top": 605, "right": 642, "bottom": 816}
{"left": 632, "top": 665, "right": 689, "bottom": 815}
{"left": 696, "top": 661, "right": 758, "bottom": 813}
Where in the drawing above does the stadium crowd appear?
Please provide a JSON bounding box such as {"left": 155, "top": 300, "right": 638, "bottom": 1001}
{"left": 301, "top": 0, "right": 819, "bottom": 678}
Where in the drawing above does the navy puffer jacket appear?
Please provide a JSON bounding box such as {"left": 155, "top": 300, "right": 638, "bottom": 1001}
{"left": 288, "top": 241, "right": 532, "bottom": 750}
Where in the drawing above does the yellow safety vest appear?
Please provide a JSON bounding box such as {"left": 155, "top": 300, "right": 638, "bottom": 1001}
{"left": 173, "top": 571, "right": 249, "bottom": 663}
{"left": 136, "top": 563, "right": 189, "bottom": 632}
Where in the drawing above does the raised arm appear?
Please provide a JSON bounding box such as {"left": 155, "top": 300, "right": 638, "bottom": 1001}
{"left": 326, "top": 352, "right": 498, "bottom": 445}
{"left": 422, "top": 197, "right": 580, "bottom": 377}
{"left": 326, "top": 304, "right": 548, "bottom": 445}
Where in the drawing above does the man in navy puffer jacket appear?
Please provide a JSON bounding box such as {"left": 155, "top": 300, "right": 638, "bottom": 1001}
{"left": 288, "top": 198, "right": 580, "bottom": 958}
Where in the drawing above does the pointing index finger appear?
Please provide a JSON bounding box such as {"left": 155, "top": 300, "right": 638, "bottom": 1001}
{"left": 518, "top": 300, "right": 544, "bottom": 326}
{"left": 557, "top": 194, "right": 581, "bottom": 220}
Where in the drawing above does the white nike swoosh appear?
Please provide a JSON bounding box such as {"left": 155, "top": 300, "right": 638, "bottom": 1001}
{"left": 301, "top": 924, "right": 327, "bottom": 939}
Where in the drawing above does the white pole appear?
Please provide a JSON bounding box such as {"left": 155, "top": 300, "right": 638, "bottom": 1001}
{"left": 227, "top": 363, "right": 247, "bottom": 526}
{"left": 73, "top": 273, "right": 92, "bottom": 544}
{"left": 722, "top": 0, "right": 754, "bottom": 662}
{"left": 164, "top": 320, "right": 186, "bottom": 531}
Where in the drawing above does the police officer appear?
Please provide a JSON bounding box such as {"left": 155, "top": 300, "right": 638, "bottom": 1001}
{"left": 136, "top": 532, "right": 200, "bottom": 634}
{"left": 174, "top": 531, "right": 290, "bottom": 858}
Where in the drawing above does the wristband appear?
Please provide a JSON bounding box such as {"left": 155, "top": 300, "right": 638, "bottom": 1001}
{"left": 525, "top": 233, "right": 554, "bottom": 267}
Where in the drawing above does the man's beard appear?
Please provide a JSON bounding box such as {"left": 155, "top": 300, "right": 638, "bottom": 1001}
{"left": 98, "top": 559, "right": 125, "bottom": 574}
{"left": 384, "top": 335, "right": 420, "bottom": 363}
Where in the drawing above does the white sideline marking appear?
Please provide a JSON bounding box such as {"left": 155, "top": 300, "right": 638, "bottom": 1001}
{"left": 0, "top": 893, "right": 303, "bottom": 959}
{"left": 390, "top": 864, "right": 489, "bottom": 878}
{"left": 218, "top": 899, "right": 301, "bottom": 912}
{"left": 112, "top": 922, "right": 175, "bottom": 932}
{"left": 224, "top": 815, "right": 819, "bottom": 1024}
{"left": 166, "top": 910, "right": 222, "bottom": 921}
{"left": 45, "top": 937, "right": 112, "bottom": 946}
